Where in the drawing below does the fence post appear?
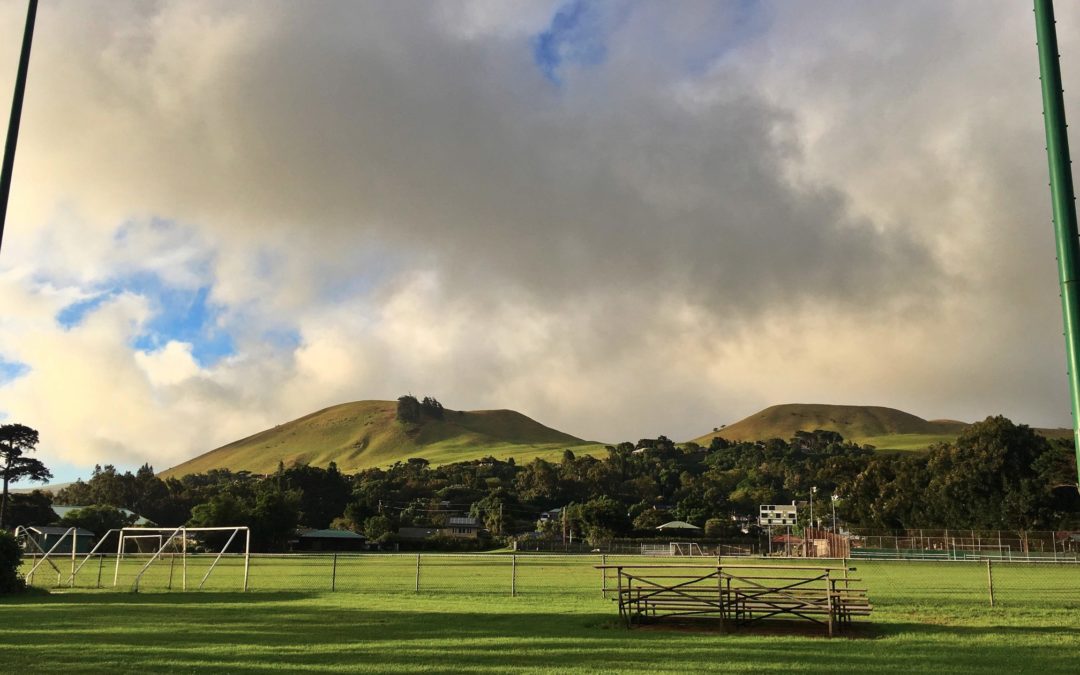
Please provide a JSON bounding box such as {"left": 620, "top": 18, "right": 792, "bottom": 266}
{"left": 331, "top": 553, "right": 338, "bottom": 592}
{"left": 986, "top": 559, "right": 995, "bottom": 607}
{"left": 511, "top": 554, "right": 517, "bottom": 597}
{"left": 601, "top": 554, "right": 607, "bottom": 597}
{"left": 96, "top": 554, "right": 104, "bottom": 588}
{"left": 415, "top": 553, "right": 421, "bottom": 592}
{"left": 1053, "top": 531, "right": 1059, "bottom": 560}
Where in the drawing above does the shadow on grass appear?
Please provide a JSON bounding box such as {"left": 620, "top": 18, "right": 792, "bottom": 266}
{"left": 1, "top": 592, "right": 1078, "bottom": 673}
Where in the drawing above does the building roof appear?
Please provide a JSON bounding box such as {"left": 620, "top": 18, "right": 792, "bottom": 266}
{"left": 446, "top": 516, "right": 480, "bottom": 528}
{"left": 656, "top": 520, "right": 702, "bottom": 531}
{"left": 398, "top": 526, "right": 439, "bottom": 540}
{"left": 29, "top": 525, "right": 94, "bottom": 536}
{"left": 298, "top": 529, "right": 366, "bottom": 540}
{"left": 51, "top": 505, "right": 154, "bottom": 526}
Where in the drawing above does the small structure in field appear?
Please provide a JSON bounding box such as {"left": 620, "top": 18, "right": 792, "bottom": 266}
{"left": 656, "top": 520, "right": 702, "bottom": 534}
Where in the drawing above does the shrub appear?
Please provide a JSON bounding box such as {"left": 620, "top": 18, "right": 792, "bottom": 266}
{"left": 0, "top": 530, "right": 25, "bottom": 594}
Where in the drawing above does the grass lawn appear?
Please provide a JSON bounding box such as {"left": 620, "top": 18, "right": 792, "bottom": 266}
{"left": 3, "top": 556, "right": 1080, "bottom": 673}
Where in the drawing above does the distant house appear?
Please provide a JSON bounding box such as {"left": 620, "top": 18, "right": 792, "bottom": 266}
{"left": 440, "top": 516, "right": 481, "bottom": 540}
{"left": 539, "top": 508, "right": 562, "bottom": 523}
{"left": 292, "top": 529, "right": 367, "bottom": 552}
{"left": 22, "top": 526, "right": 95, "bottom": 554}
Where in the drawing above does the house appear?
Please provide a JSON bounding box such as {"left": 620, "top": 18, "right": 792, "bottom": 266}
{"left": 539, "top": 508, "right": 562, "bottom": 523}
{"left": 21, "top": 526, "right": 95, "bottom": 554}
{"left": 440, "top": 516, "right": 481, "bottom": 540}
{"left": 292, "top": 528, "right": 367, "bottom": 552}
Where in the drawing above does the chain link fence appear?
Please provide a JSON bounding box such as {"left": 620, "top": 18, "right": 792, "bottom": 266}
{"left": 846, "top": 528, "right": 1079, "bottom": 560}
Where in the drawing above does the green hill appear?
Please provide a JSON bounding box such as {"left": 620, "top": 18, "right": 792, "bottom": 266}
{"left": 161, "top": 400, "right": 600, "bottom": 478}
{"left": 692, "top": 403, "right": 968, "bottom": 451}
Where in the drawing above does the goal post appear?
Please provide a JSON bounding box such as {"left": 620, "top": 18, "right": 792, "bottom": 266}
{"left": 113, "top": 526, "right": 250, "bottom": 592}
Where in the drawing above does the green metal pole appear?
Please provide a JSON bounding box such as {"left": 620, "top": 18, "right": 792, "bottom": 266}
{"left": 0, "top": 0, "right": 38, "bottom": 254}
{"left": 1035, "top": 0, "right": 1080, "bottom": 484}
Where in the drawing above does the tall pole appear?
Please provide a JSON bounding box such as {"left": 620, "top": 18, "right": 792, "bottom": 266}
{"left": 0, "top": 0, "right": 38, "bottom": 253}
{"left": 1035, "top": 0, "right": 1080, "bottom": 484}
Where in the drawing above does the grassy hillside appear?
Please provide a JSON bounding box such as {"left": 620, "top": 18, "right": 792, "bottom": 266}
{"left": 161, "top": 400, "right": 600, "bottom": 478}
{"left": 693, "top": 403, "right": 966, "bottom": 446}
{"left": 692, "top": 403, "right": 1071, "bottom": 453}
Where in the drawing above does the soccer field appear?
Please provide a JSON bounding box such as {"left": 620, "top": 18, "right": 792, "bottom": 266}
{"left": 3, "top": 555, "right": 1080, "bottom": 673}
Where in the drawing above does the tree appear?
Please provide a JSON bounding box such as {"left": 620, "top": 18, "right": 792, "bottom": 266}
{"left": 923, "top": 416, "right": 1052, "bottom": 530}
{"left": 577, "top": 496, "right": 631, "bottom": 544}
{"left": 4, "top": 490, "right": 54, "bottom": 527}
{"left": 0, "top": 424, "right": 50, "bottom": 529}
{"left": 251, "top": 484, "right": 302, "bottom": 551}
{"left": 188, "top": 492, "right": 251, "bottom": 529}
{"left": 420, "top": 397, "right": 445, "bottom": 420}
{"left": 396, "top": 395, "right": 421, "bottom": 424}
{"left": 281, "top": 463, "right": 351, "bottom": 528}
{"left": 58, "top": 505, "right": 137, "bottom": 536}
{"left": 363, "top": 515, "right": 393, "bottom": 540}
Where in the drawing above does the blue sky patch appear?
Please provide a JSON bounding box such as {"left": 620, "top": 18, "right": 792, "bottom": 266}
{"left": 56, "top": 272, "right": 236, "bottom": 367}
{"left": 129, "top": 279, "right": 235, "bottom": 366}
{"left": 57, "top": 293, "right": 113, "bottom": 328}
{"left": 0, "top": 356, "right": 30, "bottom": 385}
{"left": 533, "top": 1, "right": 609, "bottom": 83}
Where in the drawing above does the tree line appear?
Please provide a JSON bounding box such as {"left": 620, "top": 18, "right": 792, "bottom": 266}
{"left": 3, "top": 415, "right": 1078, "bottom": 551}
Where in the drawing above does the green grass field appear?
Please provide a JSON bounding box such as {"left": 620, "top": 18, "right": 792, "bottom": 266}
{"left": 3, "top": 555, "right": 1080, "bottom": 672}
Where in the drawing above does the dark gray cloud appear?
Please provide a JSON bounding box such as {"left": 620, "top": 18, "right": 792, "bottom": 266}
{"left": 0, "top": 0, "right": 1076, "bottom": 474}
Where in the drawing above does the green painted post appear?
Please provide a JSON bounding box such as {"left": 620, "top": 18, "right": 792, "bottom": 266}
{"left": 1035, "top": 0, "right": 1080, "bottom": 484}
{"left": 0, "top": 0, "right": 37, "bottom": 254}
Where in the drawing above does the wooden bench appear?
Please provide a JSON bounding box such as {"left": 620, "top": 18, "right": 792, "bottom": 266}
{"left": 596, "top": 564, "right": 872, "bottom": 636}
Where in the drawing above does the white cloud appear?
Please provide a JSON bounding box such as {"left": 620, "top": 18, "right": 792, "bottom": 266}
{"left": 0, "top": 1, "right": 1077, "bottom": 479}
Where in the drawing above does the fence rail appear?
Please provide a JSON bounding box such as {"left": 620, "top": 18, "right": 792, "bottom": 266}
{"left": 19, "top": 552, "right": 1080, "bottom": 612}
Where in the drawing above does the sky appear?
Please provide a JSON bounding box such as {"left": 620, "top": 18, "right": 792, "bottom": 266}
{"left": 0, "top": 0, "right": 1078, "bottom": 485}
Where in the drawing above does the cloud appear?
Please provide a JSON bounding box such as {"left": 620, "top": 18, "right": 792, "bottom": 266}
{"left": 0, "top": 0, "right": 1076, "bottom": 479}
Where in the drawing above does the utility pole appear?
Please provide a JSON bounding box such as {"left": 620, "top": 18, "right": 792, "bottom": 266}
{"left": 1035, "top": 0, "right": 1080, "bottom": 485}
{"left": 0, "top": 0, "right": 38, "bottom": 253}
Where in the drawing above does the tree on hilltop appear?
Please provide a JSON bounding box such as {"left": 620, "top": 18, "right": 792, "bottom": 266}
{"left": 421, "top": 397, "right": 445, "bottom": 419}
{"left": 396, "top": 395, "right": 421, "bottom": 423}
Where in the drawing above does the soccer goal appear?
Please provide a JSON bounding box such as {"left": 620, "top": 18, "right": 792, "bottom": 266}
{"left": 111, "top": 526, "right": 251, "bottom": 592}
{"left": 669, "top": 542, "right": 706, "bottom": 556}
